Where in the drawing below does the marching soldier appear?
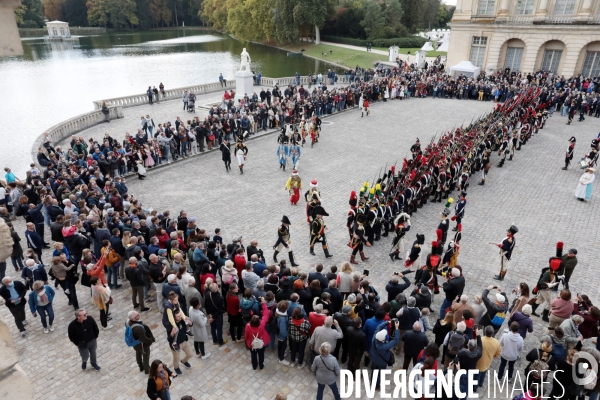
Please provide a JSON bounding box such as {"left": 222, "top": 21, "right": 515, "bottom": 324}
{"left": 416, "top": 241, "right": 442, "bottom": 293}
{"left": 366, "top": 201, "right": 379, "bottom": 244}
{"left": 438, "top": 206, "right": 450, "bottom": 248}
{"left": 309, "top": 206, "right": 333, "bottom": 258}
{"left": 347, "top": 191, "right": 358, "bottom": 240}
{"left": 509, "top": 131, "right": 518, "bottom": 161}
{"left": 433, "top": 166, "right": 446, "bottom": 203}
{"left": 442, "top": 224, "right": 462, "bottom": 270}
{"left": 404, "top": 233, "right": 425, "bottom": 270}
{"left": 531, "top": 242, "right": 565, "bottom": 323}
{"left": 478, "top": 149, "right": 491, "bottom": 186}
{"left": 305, "top": 180, "right": 321, "bottom": 223}
{"left": 457, "top": 166, "right": 469, "bottom": 193}
{"left": 348, "top": 214, "right": 370, "bottom": 264}
{"left": 276, "top": 141, "right": 289, "bottom": 170}
{"left": 389, "top": 213, "right": 410, "bottom": 261}
{"left": 410, "top": 138, "right": 421, "bottom": 159}
{"left": 497, "top": 134, "right": 509, "bottom": 168}
{"left": 493, "top": 225, "right": 518, "bottom": 281}
{"left": 451, "top": 192, "right": 466, "bottom": 231}
{"left": 289, "top": 141, "right": 301, "bottom": 169}
{"left": 285, "top": 169, "right": 302, "bottom": 205}
{"left": 234, "top": 137, "right": 248, "bottom": 174}
{"left": 562, "top": 137, "right": 576, "bottom": 170}
{"left": 272, "top": 215, "right": 299, "bottom": 266}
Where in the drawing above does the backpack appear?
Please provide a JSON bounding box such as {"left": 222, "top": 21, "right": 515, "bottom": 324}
{"left": 124, "top": 323, "right": 141, "bottom": 347}
{"left": 240, "top": 305, "right": 254, "bottom": 323}
{"left": 550, "top": 336, "right": 566, "bottom": 361}
{"left": 529, "top": 349, "right": 550, "bottom": 381}
{"left": 490, "top": 301, "right": 508, "bottom": 326}
{"left": 251, "top": 333, "right": 264, "bottom": 350}
{"left": 447, "top": 331, "right": 466, "bottom": 356}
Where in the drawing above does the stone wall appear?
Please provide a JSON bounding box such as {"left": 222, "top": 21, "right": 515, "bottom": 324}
{"left": 31, "top": 107, "right": 123, "bottom": 167}
{"left": 0, "top": 314, "right": 33, "bottom": 400}
{"left": 18, "top": 27, "right": 107, "bottom": 37}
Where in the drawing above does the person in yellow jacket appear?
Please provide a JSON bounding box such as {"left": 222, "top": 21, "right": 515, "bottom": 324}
{"left": 101, "top": 240, "right": 121, "bottom": 289}
{"left": 285, "top": 169, "right": 302, "bottom": 205}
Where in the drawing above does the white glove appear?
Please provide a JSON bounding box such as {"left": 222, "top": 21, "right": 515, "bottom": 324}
{"left": 548, "top": 282, "right": 557, "bottom": 288}
{"left": 558, "top": 275, "right": 565, "bottom": 280}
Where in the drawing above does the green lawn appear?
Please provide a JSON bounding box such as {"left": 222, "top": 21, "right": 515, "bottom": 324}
{"left": 282, "top": 43, "right": 385, "bottom": 69}
{"left": 374, "top": 46, "right": 447, "bottom": 57}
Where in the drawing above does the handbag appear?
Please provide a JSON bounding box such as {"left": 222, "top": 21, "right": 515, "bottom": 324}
{"left": 108, "top": 296, "right": 113, "bottom": 305}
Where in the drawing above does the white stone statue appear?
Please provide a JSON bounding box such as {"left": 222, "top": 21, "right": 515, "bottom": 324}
{"left": 239, "top": 48, "right": 251, "bottom": 72}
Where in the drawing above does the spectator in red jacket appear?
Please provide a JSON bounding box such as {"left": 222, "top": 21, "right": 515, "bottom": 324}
{"left": 244, "top": 299, "right": 270, "bottom": 370}
{"left": 154, "top": 227, "right": 169, "bottom": 249}
{"left": 226, "top": 283, "right": 244, "bottom": 343}
{"left": 308, "top": 303, "right": 327, "bottom": 335}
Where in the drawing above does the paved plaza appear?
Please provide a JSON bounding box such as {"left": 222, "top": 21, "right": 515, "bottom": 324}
{"left": 3, "top": 93, "right": 600, "bottom": 400}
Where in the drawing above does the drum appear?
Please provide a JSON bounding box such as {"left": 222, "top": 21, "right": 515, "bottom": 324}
{"left": 579, "top": 158, "right": 590, "bottom": 169}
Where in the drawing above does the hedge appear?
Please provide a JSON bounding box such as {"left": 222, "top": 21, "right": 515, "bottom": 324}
{"left": 320, "top": 35, "right": 427, "bottom": 48}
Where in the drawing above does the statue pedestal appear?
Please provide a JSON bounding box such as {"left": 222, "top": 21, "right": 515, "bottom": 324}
{"left": 235, "top": 70, "right": 254, "bottom": 101}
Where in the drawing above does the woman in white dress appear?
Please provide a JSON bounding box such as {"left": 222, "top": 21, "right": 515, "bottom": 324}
{"left": 399, "top": 85, "right": 405, "bottom": 100}
{"left": 390, "top": 84, "right": 397, "bottom": 99}
{"left": 575, "top": 167, "right": 595, "bottom": 201}
{"left": 234, "top": 139, "right": 248, "bottom": 174}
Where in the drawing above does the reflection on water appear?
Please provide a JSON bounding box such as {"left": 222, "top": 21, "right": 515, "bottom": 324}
{"left": 0, "top": 30, "right": 340, "bottom": 175}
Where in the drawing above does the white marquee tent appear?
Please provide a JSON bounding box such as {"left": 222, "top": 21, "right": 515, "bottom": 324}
{"left": 448, "top": 60, "right": 481, "bottom": 77}
{"left": 421, "top": 41, "right": 434, "bottom": 51}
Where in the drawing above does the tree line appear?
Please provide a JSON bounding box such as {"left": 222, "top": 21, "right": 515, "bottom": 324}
{"left": 16, "top": 0, "right": 453, "bottom": 43}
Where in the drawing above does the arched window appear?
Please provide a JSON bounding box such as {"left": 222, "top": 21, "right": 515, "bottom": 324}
{"left": 541, "top": 50, "right": 562, "bottom": 73}
{"left": 478, "top": 0, "right": 496, "bottom": 15}
{"left": 554, "top": 0, "right": 576, "bottom": 15}
{"left": 582, "top": 52, "right": 600, "bottom": 77}
{"left": 515, "top": 0, "right": 535, "bottom": 15}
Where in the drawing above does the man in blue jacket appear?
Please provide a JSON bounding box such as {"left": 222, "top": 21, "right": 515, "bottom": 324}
{"left": 363, "top": 307, "right": 387, "bottom": 366}
{"left": 369, "top": 320, "right": 400, "bottom": 390}
{"left": 25, "top": 222, "right": 44, "bottom": 260}
{"left": 27, "top": 203, "right": 49, "bottom": 247}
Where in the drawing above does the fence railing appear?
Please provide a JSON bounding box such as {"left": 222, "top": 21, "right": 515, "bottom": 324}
{"left": 545, "top": 15, "right": 574, "bottom": 24}
{"left": 93, "top": 81, "right": 236, "bottom": 110}
{"left": 32, "top": 107, "right": 123, "bottom": 166}
{"left": 498, "top": 15, "right": 535, "bottom": 25}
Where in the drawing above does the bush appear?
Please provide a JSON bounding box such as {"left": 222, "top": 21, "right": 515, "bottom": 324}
{"left": 21, "top": 20, "right": 41, "bottom": 29}
{"left": 321, "top": 35, "right": 426, "bottom": 48}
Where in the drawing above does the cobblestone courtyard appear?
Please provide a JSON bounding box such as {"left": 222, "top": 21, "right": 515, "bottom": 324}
{"left": 3, "top": 94, "right": 600, "bottom": 400}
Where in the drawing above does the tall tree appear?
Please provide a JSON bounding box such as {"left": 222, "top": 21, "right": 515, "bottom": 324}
{"left": 227, "top": 0, "right": 274, "bottom": 42}
{"left": 292, "top": 0, "right": 335, "bottom": 44}
{"left": 86, "top": 0, "right": 109, "bottom": 27}
{"left": 360, "top": 0, "right": 385, "bottom": 39}
{"left": 43, "top": 0, "right": 65, "bottom": 20}
{"left": 136, "top": 0, "right": 154, "bottom": 28}
{"left": 15, "top": 0, "right": 45, "bottom": 28}
{"left": 150, "top": 0, "right": 172, "bottom": 26}
{"left": 200, "top": 0, "right": 227, "bottom": 30}
{"left": 62, "top": 0, "right": 88, "bottom": 26}
{"left": 421, "top": 0, "right": 441, "bottom": 30}
{"left": 400, "top": 0, "right": 421, "bottom": 33}
{"left": 108, "top": 0, "right": 139, "bottom": 27}
{"left": 272, "top": 0, "right": 299, "bottom": 44}
{"left": 385, "top": 0, "right": 405, "bottom": 36}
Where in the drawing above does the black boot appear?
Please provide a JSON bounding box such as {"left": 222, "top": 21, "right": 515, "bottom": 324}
{"left": 542, "top": 309, "right": 549, "bottom": 322}
{"left": 478, "top": 179, "right": 485, "bottom": 186}
{"left": 310, "top": 247, "right": 316, "bottom": 256}
{"left": 493, "top": 270, "right": 506, "bottom": 281}
{"left": 273, "top": 250, "right": 279, "bottom": 263}
{"left": 395, "top": 251, "right": 402, "bottom": 260}
{"left": 289, "top": 251, "right": 299, "bottom": 267}
{"left": 389, "top": 253, "right": 395, "bottom": 261}
{"left": 531, "top": 302, "right": 540, "bottom": 317}
{"left": 509, "top": 155, "right": 513, "bottom": 161}
{"left": 283, "top": 164, "right": 285, "bottom": 171}
{"left": 323, "top": 248, "right": 333, "bottom": 258}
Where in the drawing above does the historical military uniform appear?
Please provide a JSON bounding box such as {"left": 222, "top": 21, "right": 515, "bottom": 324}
{"left": 497, "top": 134, "right": 509, "bottom": 167}
{"left": 478, "top": 149, "right": 491, "bottom": 186}
{"left": 494, "top": 225, "right": 518, "bottom": 280}
{"left": 366, "top": 202, "right": 379, "bottom": 244}
{"left": 273, "top": 215, "right": 299, "bottom": 266}
{"left": 410, "top": 139, "right": 421, "bottom": 159}
{"left": 309, "top": 206, "right": 332, "bottom": 258}
{"left": 532, "top": 242, "right": 565, "bottom": 322}
{"left": 285, "top": 170, "right": 302, "bottom": 205}
{"left": 289, "top": 142, "right": 301, "bottom": 169}
{"left": 305, "top": 180, "right": 321, "bottom": 223}
{"left": 452, "top": 192, "right": 466, "bottom": 231}
{"left": 347, "top": 191, "right": 358, "bottom": 240}
{"left": 509, "top": 132, "right": 518, "bottom": 160}
{"left": 349, "top": 214, "right": 370, "bottom": 264}
{"left": 389, "top": 213, "right": 410, "bottom": 261}
{"left": 277, "top": 143, "right": 289, "bottom": 170}
{"left": 404, "top": 233, "right": 425, "bottom": 270}
{"left": 416, "top": 241, "right": 442, "bottom": 293}
{"left": 562, "top": 137, "right": 576, "bottom": 170}
{"left": 442, "top": 224, "right": 462, "bottom": 270}
{"left": 437, "top": 207, "right": 450, "bottom": 248}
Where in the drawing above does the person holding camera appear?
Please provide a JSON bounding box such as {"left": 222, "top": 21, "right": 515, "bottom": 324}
{"left": 479, "top": 285, "right": 508, "bottom": 335}
{"left": 369, "top": 320, "right": 400, "bottom": 391}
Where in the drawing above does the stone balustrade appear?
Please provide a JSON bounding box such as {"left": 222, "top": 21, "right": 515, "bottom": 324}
{"left": 31, "top": 107, "right": 123, "bottom": 165}
{"left": 93, "top": 81, "right": 236, "bottom": 110}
